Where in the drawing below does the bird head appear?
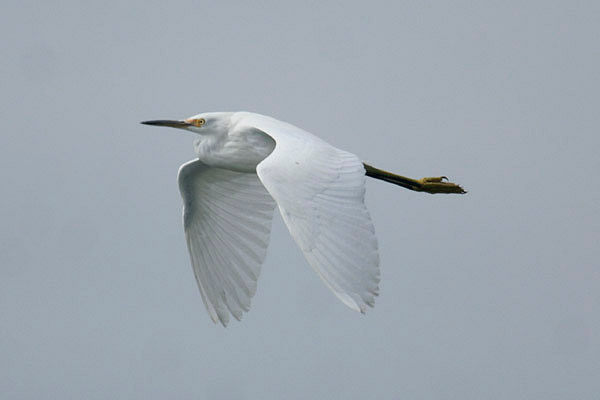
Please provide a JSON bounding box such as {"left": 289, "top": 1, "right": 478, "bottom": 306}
{"left": 141, "top": 112, "right": 233, "bottom": 135}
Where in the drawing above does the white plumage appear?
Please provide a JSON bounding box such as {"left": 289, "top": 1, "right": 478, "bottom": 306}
{"left": 143, "top": 111, "right": 464, "bottom": 326}
{"left": 177, "top": 160, "right": 277, "bottom": 325}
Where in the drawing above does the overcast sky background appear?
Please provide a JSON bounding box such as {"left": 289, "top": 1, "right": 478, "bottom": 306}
{"left": 2, "top": 1, "right": 599, "bottom": 399}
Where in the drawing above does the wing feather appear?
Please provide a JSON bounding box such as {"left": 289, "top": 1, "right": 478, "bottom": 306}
{"left": 236, "top": 113, "right": 380, "bottom": 313}
{"left": 178, "top": 159, "right": 276, "bottom": 326}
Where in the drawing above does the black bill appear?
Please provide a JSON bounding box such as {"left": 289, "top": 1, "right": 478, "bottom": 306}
{"left": 140, "top": 120, "right": 191, "bottom": 128}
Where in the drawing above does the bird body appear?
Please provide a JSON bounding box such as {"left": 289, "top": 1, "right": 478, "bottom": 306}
{"left": 141, "top": 111, "right": 465, "bottom": 326}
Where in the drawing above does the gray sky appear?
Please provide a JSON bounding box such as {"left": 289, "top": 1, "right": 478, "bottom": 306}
{"left": 2, "top": 1, "right": 599, "bottom": 399}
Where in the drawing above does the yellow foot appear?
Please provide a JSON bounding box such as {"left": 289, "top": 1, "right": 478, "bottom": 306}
{"left": 417, "top": 177, "right": 467, "bottom": 194}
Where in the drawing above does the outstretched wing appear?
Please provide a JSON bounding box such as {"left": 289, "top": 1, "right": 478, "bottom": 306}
{"left": 237, "top": 113, "right": 380, "bottom": 313}
{"left": 177, "top": 159, "right": 277, "bottom": 326}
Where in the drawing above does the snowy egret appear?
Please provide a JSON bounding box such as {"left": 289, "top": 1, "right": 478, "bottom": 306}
{"left": 141, "top": 112, "right": 465, "bottom": 326}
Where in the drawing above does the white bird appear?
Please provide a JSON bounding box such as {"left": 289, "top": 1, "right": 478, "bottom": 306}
{"left": 141, "top": 112, "right": 465, "bottom": 326}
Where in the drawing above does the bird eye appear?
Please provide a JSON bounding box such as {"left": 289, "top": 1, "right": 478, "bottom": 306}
{"left": 186, "top": 118, "right": 205, "bottom": 127}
